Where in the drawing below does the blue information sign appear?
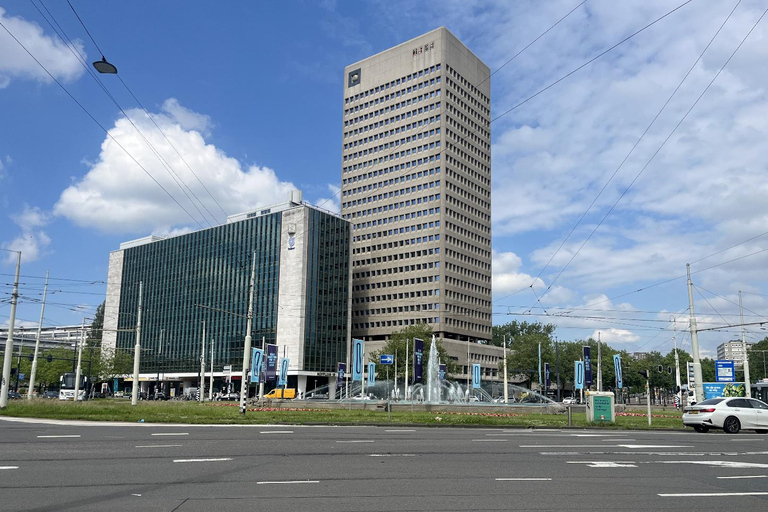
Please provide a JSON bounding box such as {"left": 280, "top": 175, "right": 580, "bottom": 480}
{"left": 715, "top": 360, "right": 736, "bottom": 383}
{"left": 380, "top": 354, "right": 393, "bottom": 365}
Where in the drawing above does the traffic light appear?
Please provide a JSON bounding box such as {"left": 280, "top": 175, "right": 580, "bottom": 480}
{"left": 639, "top": 370, "right": 648, "bottom": 379}
{"left": 667, "top": 366, "right": 672, "bottom": 374}
{"left": 658, "top": 365, "right": 663, "bottom": 373}
{"left": 28, "top": 354, "right": 34, "bottom": 362}
{"left": 47, "top": 355, "right": 53, "bottom": 363}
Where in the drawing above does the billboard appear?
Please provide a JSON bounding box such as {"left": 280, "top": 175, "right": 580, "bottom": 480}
{"left": 265, "top": 344, "right": 278, "bottom": 382}
{"left": 715, "top": 360, "right": 736, "bottom": 383}
{"left": 703, "top": 382, "right": 745, "bottom": 399}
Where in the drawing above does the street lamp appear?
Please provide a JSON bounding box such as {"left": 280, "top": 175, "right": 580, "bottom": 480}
{"left": 92, "top": 56, "right": 117, "bottom": 74}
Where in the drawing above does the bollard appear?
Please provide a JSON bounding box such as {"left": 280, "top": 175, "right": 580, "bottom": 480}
{"left": 567, "top": 405, "right": 573, "bottom": 427}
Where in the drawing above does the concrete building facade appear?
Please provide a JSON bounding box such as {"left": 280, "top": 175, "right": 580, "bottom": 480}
{"left": 341, "top": 27, "right": 492, "bottom": 346}
{"left": 103, "top": 194, "right": 351, "bottom": 397}
{"left": 717, "top": 340, "right": 754, "bottom": 368}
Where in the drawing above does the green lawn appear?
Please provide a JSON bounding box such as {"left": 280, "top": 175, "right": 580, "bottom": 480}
{"left": 0, "top": 399, "right": 685, "bottom": 429}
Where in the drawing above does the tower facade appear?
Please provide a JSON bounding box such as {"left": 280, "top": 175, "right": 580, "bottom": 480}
{"left": 341, "top": 27, "right": 491, "bottom": 343}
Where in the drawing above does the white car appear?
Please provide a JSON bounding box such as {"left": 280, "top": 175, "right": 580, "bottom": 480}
{"left": 682, "top": 397, "right": 768, "bottom": 434}
{"left": 563, "top": 397, "right": 578, "bottom": 405}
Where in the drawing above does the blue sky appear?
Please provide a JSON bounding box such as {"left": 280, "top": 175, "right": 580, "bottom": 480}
{"left": 1, "top": 1, "right": 768, "bottom": 358}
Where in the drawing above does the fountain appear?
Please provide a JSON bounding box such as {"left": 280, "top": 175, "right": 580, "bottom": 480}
{"left": 425, "top": 336, "right": 441, "bottom": 404}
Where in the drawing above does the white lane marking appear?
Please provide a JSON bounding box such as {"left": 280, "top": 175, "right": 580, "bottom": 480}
{"left": 131, "top": 494, "right": 141, "bottom": 497}
{"left": 655, "top": 460, "right": 768, "bottom": 469}
{"left": 572, "top": 434, "right": 626, "bottom": 437}
{"left": 385, "top": 429, "right": 415, "bottom": 432}
{"left": 472, "top": 439, "right": 508, "bottom": 442}
{"left": 520, "top": 445, "right": 613, "bottom": 448}
{"left": 260, "top": 431, "right": 293, "bottom": 434}
{"left": 256, "top": 480, "right": 319, "bottom": 485}
{"left": 617, "top": 445, "right": 691, "bottom": 449}
{"left": 173, "top": 458, "right": 232, "bottom": 463}
{"left": 605, "top": 439, "right": 635, "bottom": 442}
{"left": 730, "top": 439, "right": 763, "bottom": 442}
{"left": 717, "top": 475, "right": 768, "bottom": 479}
{"left": 37, "top": 435, "right": 81, "bottom": 438}
{"left": 659, "top": 492, "right": 768, "bottom": 497}
{"left": 0, "top": 466, "right": 19, "bottom": 470}
{"left": 369, "top": 454, "right": 415, "bottom": 457}
{"left": 151, "top": 433, "right": 189, "bottom": 436}
{"left": 568, "top": 461, "right": 637, "bottom": 468}
{"left": 337, "top": 440, "right": 374, "bottom": 443}
{"left": 496, "top": 478, "right": 552, "bottom": 481}
{"left": 135, "top": 444, "right": 183, "bottom": 448}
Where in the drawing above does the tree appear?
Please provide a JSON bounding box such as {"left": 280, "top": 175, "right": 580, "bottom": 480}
{"left": 492, "top": 321, "right": 555, "bottom": 347}
{"left": 89, "top": 302, "right": 105, "bottom": 346}
{"left": 368, "top": 324, "right": 459, "bottom": 381}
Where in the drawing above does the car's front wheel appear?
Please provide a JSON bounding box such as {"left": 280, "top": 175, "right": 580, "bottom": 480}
{"left": 693, "top": 425, "right": 709, "bottom": 433}
{"left": 723, "top": 416, "right": 741, "bottom": 434}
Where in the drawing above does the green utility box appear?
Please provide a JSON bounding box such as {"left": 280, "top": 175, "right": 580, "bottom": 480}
{"left": 585, "top": 391, "right": 615, "bottom": 423}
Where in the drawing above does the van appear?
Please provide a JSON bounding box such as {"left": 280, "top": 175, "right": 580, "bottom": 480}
{"left": 265, "top": 388, "right": 296, "bottom": 399}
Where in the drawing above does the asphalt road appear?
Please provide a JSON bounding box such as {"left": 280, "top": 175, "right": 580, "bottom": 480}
{"left": 1, "top": 417, "right": 767, "bottom": 511}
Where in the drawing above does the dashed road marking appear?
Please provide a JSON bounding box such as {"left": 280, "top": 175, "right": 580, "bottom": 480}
{"left": 151, "top": 433, "right": 189, "bottom": 436}
{"left": 717, "top": 475, "right": 768, "bottom": 479}
{"left": 659, "top": 492, "right": 768, "bottom": 497}
{"left": 568, "top": 461, "right": 637, "bottom": 468}
{"left": 37, "top": 435, "right": 81, "bottom": 438}
{"left": 135, "top": 444, "right": 183, "bottom": 448}
{"left": 0, "top": 466, "right": 19, "bottom": 470}
{"left": 173, "top": 458, "right": 232, "bottom": 463}
{"left": 337, "top": 440, "right": 374, "bottom": 443}
{"left": 496, "top": 477, "right": 552, "bottom": 481}
{"left": 257, "top": 480, "right": 319, "bottom": 485}
{"left": 260, "top": 430, "right": 293, "bottom": 434}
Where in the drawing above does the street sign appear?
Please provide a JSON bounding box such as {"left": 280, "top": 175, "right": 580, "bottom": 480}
{"left": 715, "top": 360, "right": 736, "bottom": 383}
{"left": 380, "top": 354, "right": 394, "bottom": 365}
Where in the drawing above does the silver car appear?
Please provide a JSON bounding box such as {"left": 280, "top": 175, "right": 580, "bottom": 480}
{"left": 682, "top": 397, "right": 768, "bottom": 434}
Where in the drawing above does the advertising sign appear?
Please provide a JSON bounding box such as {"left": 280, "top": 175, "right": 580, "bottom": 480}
{"left": 703, "top": 382, "right": 746, "bottom": 399}
{"left": 278, "top": 358, "right": 289, "bottom": 387}
{"left": 472, "top": 364, "right": 481, "bottom": 389}
{"left": 613, "top": 354, "right": 623, "bottom": 389}
{"left": 337, "top": 362, "right": 346, "bottom": 388}
{"left": 352, "top": 339, "right": 364, "bottom": 382}
{"left": 715, "top": 360, "right": 736, "bottom": 383}
{"left": 439, "top": 364, "right": 446, "bottom": 381}
{"left": 265, "top": 344, "right": 278, "bottom": 382}
{"left": 413, "top": 338, "right": 424, "bottom": 384}
{"left": 583, "top": 346, "right": 593, "bottom": 387}
{"left": 545, "top": 363, "right": 550, "bottom": 389}
{"left": 574, "top": 361, "right": 585, "bottom": 390}
{"left": 250, "top": 348, "right": 264, "bottom": 383}
{"left": 367, "top": 363, "right": 376, "bottom": 385}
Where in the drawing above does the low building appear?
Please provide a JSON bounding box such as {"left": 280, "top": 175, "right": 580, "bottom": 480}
{"left": 102, "top": 192, "right": 351, "bottom": 397}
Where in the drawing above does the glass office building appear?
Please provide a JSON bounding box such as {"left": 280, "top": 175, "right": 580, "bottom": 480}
{"left": 103, "top": 193, "right": 351, "bottom": 396}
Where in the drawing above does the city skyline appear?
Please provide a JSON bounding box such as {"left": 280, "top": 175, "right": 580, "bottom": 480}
{"left": 2, "top": 2, "right": 768, "bottom": 358}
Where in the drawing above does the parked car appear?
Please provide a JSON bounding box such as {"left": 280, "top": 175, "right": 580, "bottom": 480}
{"left": 682, "top": 397, "right": 768, "bottom": 434}
{"left": 563, "top": 397, "right": 578, "bottom": 405}
{"left": 7, "top": 391, "right": 22, "bottom": 400}
{"left": 216, "top": 392, "right": 239, "bottom": 401}
{"left": 307, "top": 392, "right": 329, "bottom": 400}
{"left": 42, "top": 390, "right": 58, "bottom": 399}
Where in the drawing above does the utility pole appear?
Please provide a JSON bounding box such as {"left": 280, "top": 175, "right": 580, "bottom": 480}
{"left": 131, "top": 281, "right": 143, "bottom": 406}
{"left": 74, "top": 319, "right": 86, "bottom": 401}
{"left": 156, "top": 329, "right": 164, "bottom": 392}
{"left": 258, "top": 336, "right": 265, "bottom": 400}
{"left": 28, "top": 270, "right": 49, "bottom": 399}
{"left": 0, "top": 250, "right": 21, "bottom": 410}
{"left": 405, "top": 339, "right": 409, "bottom": 400}
{"left": 597, "top": 332, "right": 602, "bottom": 392}
{"left": 209, "top": 336, "right": 215, "bottom": 401}
{"left": 740, "top": 291, "right": 752, "bottom": 398}
{"left": 503, "top": 334, "right": 508, "bottom": 404}
{"left": 538, "top": 341, "right": 542, "bottom": 391}
{"left": 672, "top": 317, "right": 682, "bottom": 408}
{"left": 686, "top": 264, "right": 704, "bottom": 403}
{"left": 239, "top": 252, "right": 257, "bottom": 415}
{"left": 555, "top": 336, "right": 561, "bottom": 402}
{"left": 199, "top": 321, "right": 206, "bottom": 403}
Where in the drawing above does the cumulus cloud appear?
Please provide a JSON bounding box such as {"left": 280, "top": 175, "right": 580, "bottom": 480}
{"left": 314, "top": 184, "right": 341, "bottom": 214}
{"left": 1, "top": 205, "right": 51, "bottom": 263}
{"left": 492, "top": 250, "right": 545, "bottom": 300}
{"left": 53, "top": 99, "right": 296, "bottom": 235}
{"left": 591, "top": 328, "right": 641, "bottom": 344}
{"left": 0, "top": 7, "right": 86, "bottom": 87}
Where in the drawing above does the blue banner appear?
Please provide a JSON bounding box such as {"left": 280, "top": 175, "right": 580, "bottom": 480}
{"left": 250, "top": 348, "right": 264, "bottom": 383}
{"left": 583, "top": 346, "right": 592, "bottom": 387}
{"left": 613, "top": 354, "right": 623, "bottom": 388}
{"left": 352, "top": 339, "right": 364, "bottom": 382}
{"left": 266, "top": 344, "right": 278, "bottom": 382}
{"left": 715, "top": 360, "right": 736, "bottom": 382}
{"left": 413, "top": 338, "right": 424, "bottom": 384}
{"left": 367, "top": 363, "right": 376, "bottom": 385}
{"left": 472, "top": 364, "right": 481, "bottom": 389}
{"left": 337, "top": 362, "right": 346, "bottom": 388}
{"left": 574, "top": 361, "right": 585, "bottom": 390}
{"left": 545, "top": 363, "right": 550, "bottom": 389}
{"left": 439, "top": 364, "right": 446, "bottom": 381}
{"left": 278, "top": 358, "right": 289, "bottom": 386}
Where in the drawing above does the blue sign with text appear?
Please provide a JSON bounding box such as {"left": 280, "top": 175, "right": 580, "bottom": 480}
{"left": 380, "top": 354, "right": 393, "bottom": 365}
{"left": 715, "top": 360, "right": 736, "bottom": 383}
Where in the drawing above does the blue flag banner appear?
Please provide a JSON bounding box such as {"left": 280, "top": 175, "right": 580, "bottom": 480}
{"left": 352, "top": 339, "right": 364, "bottom": 382}
{"left": 613, "top": 354, "right": 623, "bottom": 388}
{"left": 583, "top": 346, "right": 593, "bottom": 387}
{"left": 367, "top": 363, "right": 376, "bottom": 385}
{"left": 472, "top": 364, "right": 481, "bottom": 389}
{"left": 413, "top": 338, "right": 424, "bottom": 384}
{"left": 574, "top": 361, "right": 585, "bottom": 390}
{"left": 266, "top": 344, "right": 278, "bottom": 382}
{"left": 250, "top": 348, "right": 264, "bottom": 383}
{"left": 278, "top": 357, "right": 289, "bottom": 386}
{"left": 337, "top": 362, "right": 346, "bottom": 388}
{"left": 439, "top": 364, "right": 446, "bottom": 382}
{"left": 545, "top": 363, "right": 551, "bottom": 389}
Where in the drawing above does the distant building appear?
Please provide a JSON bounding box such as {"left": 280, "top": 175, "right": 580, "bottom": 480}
{"left": 102, "top": 192, "right": 351, "bottom": 397}
{"left": 632, "top": 352, "right": 649, "bottom": 361}
{"left": 0, "top": 325, "right": 90, "bottom": 352}
{"left": 717, "top": 340, "right": 754, "bottom": 368}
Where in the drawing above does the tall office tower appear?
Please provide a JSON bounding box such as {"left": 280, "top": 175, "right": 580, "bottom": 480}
{"left": 341, "top": 27, "right": 492, "bottom": 344}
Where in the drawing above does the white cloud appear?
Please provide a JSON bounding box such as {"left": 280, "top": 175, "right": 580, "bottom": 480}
{"left": 492, "top": 250, "right": 547, "bottom": 300}
{"left": 1, "top": 205, "right": 51, "bottom": 263}
{"left": 591, "top": 328, "right": 641, "bottom": 344}
{"left": 53, "top": 100, "right": 296, "bottom": 235}
{"left": 314, "top": 184, "right": 341, "bottom": 214}
{"left": 0, "top": 7, "right": 86, "bottom": 87}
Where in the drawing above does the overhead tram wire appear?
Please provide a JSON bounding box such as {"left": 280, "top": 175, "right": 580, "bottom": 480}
{"left": 0, "top": 21, "right": 204, "bottom": 231}
{"left": 693, "top": 285, "right": 732, "bottom": 327}
{"left": 34, "top": 0, "right": 216, "bottom": 229}
{"left": 693, "top": 284, "right": 768, "bottom": 323}
{"left": 523, "top": 6, "right": 767, "bottom": 314}
{"left": 528, "top": 0, "right": 742, "bottom": 287}
{"left": 66, "top": 0, "right": 229, "bottom": 220}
